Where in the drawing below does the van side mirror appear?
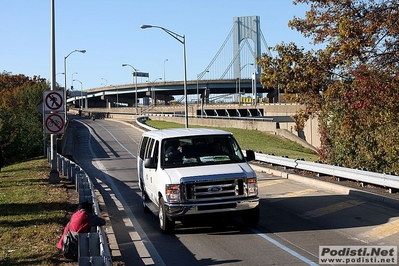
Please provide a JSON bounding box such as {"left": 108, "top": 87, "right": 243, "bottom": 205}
{"left": 245, "top": 150, "right": 255, "bottom": 161}
{"left": 144, "top": 158, "right": 156, "bottom": 169}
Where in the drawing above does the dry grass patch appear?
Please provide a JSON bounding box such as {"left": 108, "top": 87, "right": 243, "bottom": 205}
{"left": 0, "top": 157, "right": 71, "bottom": 265}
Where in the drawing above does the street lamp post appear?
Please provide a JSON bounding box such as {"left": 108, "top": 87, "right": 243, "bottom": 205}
{"left": 50, "top": 0, "right": 59, "bottom": 183}
{"left": 73, "top": 79, "right": 83, "bottom": 109}
{"left": 64, "top": 49, "right": 86, "bottom": 121}
{"left": 164, "top": 58, "right": 168, "bottom": 82}
{"left": 71, "top": 72, "right": 78, "bottom": 90}
{"left": 148, "top": 78, "right": 162, "bottom": 105}
{"left": 101, "top": 77, "right": 108, "bottom": 87}
{"left": 122, "top": 64, "right": 139, "bottom": 114}
{"left": 140, "top": 24, "right": 188, "bottom": 128}
{"left": 112, "top": 86, "right": 119, "bottom": 107}
{"left": 239, "top": 63, "right": 254, "bottom": 104}
{"left": 196, "top": 70, "right": 209, "bottom": 106}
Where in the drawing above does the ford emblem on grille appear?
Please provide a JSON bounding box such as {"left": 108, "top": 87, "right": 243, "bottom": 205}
{"left": 208, "top": 186, "right": 222, "bottom": 192}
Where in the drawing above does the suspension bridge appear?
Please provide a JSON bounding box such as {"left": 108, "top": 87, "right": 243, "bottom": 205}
{"left": 197, "top": 15, "right": 272, "bottom": 81}
{"left": 69, "top": 16, "right": 278, "bottom": 108}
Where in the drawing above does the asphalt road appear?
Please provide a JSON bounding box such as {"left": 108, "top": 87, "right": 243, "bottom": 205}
{"left": 67, "top": 115, "right": 399, "bottom": 266}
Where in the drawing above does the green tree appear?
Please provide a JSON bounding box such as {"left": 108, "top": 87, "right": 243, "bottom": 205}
{"left": 0, "top": 72, "right": 50, "bottom": 163}
{"left": 258, "top": 0, "right": 399, "bottom": 172}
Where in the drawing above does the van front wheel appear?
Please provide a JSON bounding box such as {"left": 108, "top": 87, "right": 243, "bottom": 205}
{"left": 159, "top": 197, "right": 175, "bottom": 234}
{"left": 242, "top": 207, "right": 260, "bottom": 227}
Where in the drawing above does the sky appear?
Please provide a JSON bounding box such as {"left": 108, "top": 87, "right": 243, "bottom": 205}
{"left": 0, "top": 1, "right": 316, "bottom": 91}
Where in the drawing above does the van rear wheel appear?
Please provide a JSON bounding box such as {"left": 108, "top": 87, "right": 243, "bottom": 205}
{"left": 159, "top": 197, "right": 175, "bottom": 234}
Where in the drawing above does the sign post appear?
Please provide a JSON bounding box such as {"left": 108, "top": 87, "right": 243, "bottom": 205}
{"left": 133, "top": 72, "right": 149, "bottom": 114}
{"left": 44, "top": 93, "right": 65, "bottom": 180}
{"left": 49, "top": 0, "right": 60, "bottom": 184}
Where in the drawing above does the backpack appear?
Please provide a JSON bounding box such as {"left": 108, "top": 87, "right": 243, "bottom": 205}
{"left": 61, "top": 223, "right": 79, "bottom": 259}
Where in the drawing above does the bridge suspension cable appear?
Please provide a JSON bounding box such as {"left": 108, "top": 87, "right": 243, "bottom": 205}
{"left": 260, "top": 29, "right": 272, "bottom": 57}
{"left": 198, "top": 26, "right": 235, "bottom": 80}
{"left": 199, "top": 16, "right": 272, "bottom": 81}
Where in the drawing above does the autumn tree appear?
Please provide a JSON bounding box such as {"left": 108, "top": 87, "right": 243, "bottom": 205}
{"left": 258, "top": 0, "right": 399, "bottom": 172}
{"left": 0, "top": 71, "right": 50, "bottom": 163}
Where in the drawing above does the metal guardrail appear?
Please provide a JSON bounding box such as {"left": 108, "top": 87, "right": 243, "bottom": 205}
{"left": 49, "top": 151, "right": 112, "bottom": 266}
{"left": 255, "top": 153, "right": 399, "bottom": 193}
{"left": 134, "top": 117, "right": 399, "bottom": 193}
{"left": 136, "top": 117, "right": 157, "bottom": 131}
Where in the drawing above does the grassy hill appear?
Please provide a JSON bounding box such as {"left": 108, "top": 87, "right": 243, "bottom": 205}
{"left": 0, "top": 157, "right": 73, "bottom": 265}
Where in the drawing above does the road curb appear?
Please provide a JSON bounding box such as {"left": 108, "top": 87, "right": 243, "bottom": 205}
{"left": 94, "top": 179, "right": 122, "bottom": 262}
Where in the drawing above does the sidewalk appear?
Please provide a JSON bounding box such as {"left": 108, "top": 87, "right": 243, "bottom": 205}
{"left": 61, "top": 117, "right": 124, "bottom": 265}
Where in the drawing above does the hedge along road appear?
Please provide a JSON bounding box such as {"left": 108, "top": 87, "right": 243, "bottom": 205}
{"left": 66, "top": 115, "right": 399, "bottom": 266}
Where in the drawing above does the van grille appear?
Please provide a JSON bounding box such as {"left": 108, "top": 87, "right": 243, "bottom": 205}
{"left": 183, "top": 178, "right": 245, "bottom": 202}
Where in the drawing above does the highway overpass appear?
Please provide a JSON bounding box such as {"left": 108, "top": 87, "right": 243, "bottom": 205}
{"left": 67, "top": 79, "right": 278, "bottom": 109}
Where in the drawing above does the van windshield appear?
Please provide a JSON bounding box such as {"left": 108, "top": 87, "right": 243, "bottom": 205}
{"left": 161, "top": 135, "right": 245, "bottom": 167}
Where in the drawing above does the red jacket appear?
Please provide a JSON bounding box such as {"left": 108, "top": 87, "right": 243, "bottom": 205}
{"left": 57, "top": 210, "right": 92, "bottom": 249}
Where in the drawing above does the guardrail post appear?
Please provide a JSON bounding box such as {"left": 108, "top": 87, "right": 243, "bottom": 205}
{"left": 73, "top": 165, "right": 80, "bottom": 184}
{"left": 57, "top": 155, "right": 62, "bottom": 172}
{"left": 76, "top": 171, "right": 83, "bottom": 192}
{"left": 47, "top": 146, "right": 51, "bottom": 163}
{"left": 66, "top": 160, "right": 71, "bottom": 180}
{"left": 70, "top": 163, "right": 75, "bottom": 182}
{"left": 62, "top": 158, "right": 68, "bottom": 177}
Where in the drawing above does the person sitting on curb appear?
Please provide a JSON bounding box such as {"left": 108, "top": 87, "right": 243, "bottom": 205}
{"left": 57, "top": 201, "right": 105, "bottom": 260}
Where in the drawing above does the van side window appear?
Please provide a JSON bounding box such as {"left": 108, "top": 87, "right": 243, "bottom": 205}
{"left": 144, "top": 138, "right": 155, "bottom": 159}
{"left": 139, "top": 137, "right": 149, "bottom": 159}
{"left": 153, "top": 141, "right": 159, "bottom": 167}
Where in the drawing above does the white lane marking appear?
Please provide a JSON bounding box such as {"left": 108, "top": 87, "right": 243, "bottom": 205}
{"left": 78, "top": 120, "right": 165, "bottom": 265}
{"left": 250, "top": 228, "right": 319, "bottom": 266}
{"left": 81, "top": 120, "right": 318, "bottom": 265}
{"left": 96, "top": 122, "right": 137, "bottom": 158}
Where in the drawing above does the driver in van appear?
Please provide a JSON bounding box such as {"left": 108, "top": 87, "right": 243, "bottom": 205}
{"left": 164, "top": 140, "right": 184, "bottom": 162}
{"left": 212, "top": 140, "right": 229, "bottom": 155}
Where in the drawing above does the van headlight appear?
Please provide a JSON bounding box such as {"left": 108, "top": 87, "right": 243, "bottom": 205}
{"left": 247, "top": 177, "right": 258, "bottom": 196}
{"left": 165, "top": 184, "right": 181, "bottom": 203}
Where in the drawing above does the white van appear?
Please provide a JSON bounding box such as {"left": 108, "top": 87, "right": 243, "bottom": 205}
{"left": 137, "top": 128, "right": 259, "bottom": 233}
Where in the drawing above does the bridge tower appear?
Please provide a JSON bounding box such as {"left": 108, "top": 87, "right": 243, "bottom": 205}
{"left": 233, "top": 16, "right": 261, "bottom": 80}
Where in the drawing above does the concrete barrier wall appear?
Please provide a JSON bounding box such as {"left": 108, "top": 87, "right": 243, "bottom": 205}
{"left": 76, "top": 103, "right": 321, "bottom": 149}
{"left": 146, "top": 116, "right": 317, "bottom": 151}
{"left": 148, "top": 115, "right": 278, "bottom": 132}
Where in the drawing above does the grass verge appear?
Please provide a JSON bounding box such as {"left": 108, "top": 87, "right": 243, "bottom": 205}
{"left": 143, "top": 119, "right": 319, "bottom": 162}
{"left": 0, "top": 157, "right": 72, "bottom": 265}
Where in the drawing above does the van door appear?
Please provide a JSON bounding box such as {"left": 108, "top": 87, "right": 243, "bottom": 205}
{"left": 137, "top": 136, "right": 149, "bottom": 191}
{"left": 144, "top": 139, "right": 160, "bottom": 204}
